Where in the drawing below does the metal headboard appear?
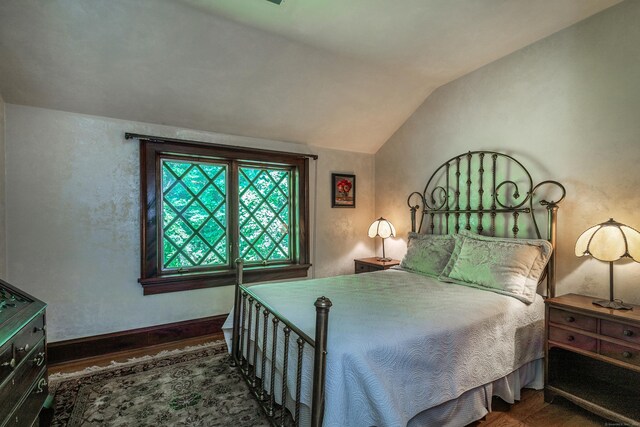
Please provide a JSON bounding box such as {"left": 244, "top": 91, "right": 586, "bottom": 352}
{"left": 407, "top": 151, "right": 566, "bottom": 298}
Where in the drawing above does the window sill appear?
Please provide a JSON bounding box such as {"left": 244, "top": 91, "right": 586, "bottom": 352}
{"left": 138, "top": 264, "right": 312, "bottom": 295}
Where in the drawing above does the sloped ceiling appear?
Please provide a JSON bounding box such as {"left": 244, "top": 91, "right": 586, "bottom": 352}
{"left": 0, "top": 0, "right": 620, "bottom": 153}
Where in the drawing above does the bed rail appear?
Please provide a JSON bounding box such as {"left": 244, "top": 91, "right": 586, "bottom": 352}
{"left": 231, "top": 258, "right": 331, "bottom": 427}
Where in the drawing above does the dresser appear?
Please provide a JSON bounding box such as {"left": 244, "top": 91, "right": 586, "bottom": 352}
{"left": 545, "top": 293, "right": 640, "bottom": 426}
{"left": 0, "top": 279, "right": 49, "bottom": 427}
{"left": 354, "top": 257, "right": 400, "bottom": 274}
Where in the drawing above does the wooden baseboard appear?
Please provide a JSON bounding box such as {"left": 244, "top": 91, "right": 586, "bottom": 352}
{"left": 47, "top": 314, "right": 227, "bottom": 365}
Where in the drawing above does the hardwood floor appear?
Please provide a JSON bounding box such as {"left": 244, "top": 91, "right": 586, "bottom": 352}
{"left": 471, "top": 390, "right": 608, "bottom": 427}
{"left": 49, "top": 335, "right": 611, "bottom": 426}
{"left": 48, "top": 333, "right": 224, "bottom": 375}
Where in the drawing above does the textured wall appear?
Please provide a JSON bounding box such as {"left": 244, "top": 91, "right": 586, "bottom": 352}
{"left": 312, "top": 148, "right": 376, "bottom": 277}
{"left": 0, "top": 94, "right": 5, "bottom": 277}
{"left": 5, "top": 105, "right": 374, "bottom": 342}
{"left": 376, "top": 1, "right": 640, "bottom": 304}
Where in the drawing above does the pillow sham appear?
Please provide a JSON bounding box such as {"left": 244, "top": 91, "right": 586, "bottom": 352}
{"left": 400, "top": 232, "right": 456, "bottom": 278}
{"left": 439, "top": 230, "right": 553, "bottom": 303}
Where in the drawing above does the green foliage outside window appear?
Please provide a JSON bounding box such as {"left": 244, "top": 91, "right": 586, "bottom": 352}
{"left": 239, "top": 167, "right": 291, "bottom": 264}
{"left": 161, "top": 160, "right": 292, "bottom": 271}
{"left": 162, "top": 160, "right": 227, "bottom": 270}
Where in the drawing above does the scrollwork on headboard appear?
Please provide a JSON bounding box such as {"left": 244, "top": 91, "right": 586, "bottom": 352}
{"left": 407, "top": 151, "right": 565, "bottom": 297}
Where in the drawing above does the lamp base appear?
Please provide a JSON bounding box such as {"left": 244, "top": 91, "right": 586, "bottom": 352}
{"left": 592, "top": 299, "right": 633, "bottom": 310}
{"left": 376, "top": 257, "right": 393, "bottom": 262}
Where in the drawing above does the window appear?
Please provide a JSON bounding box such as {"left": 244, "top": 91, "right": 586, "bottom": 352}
{"left": 137, "top": 136, "right": 312, "bottom": 295}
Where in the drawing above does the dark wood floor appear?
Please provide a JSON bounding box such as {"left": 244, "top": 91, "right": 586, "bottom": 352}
{"left": 470, "top": 390, "right": 608, "bottom": 426}
{"left": 50, "top": 335, "right": 611, "bottom": 426}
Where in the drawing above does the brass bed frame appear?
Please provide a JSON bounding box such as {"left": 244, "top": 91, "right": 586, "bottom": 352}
{"left": 230, "top": 151, "right": 565, "bottom": 426}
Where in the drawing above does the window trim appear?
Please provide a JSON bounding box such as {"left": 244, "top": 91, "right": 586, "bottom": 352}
{"left": 137, "top": 136, "right": 312, "bottom": 295}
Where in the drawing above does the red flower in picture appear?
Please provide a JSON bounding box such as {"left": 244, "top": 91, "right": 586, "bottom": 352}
{"left": 337, "top": 179, "right": 352, "bottom": 195}
{"left": 332, "top": 173, "right": 355, "bottom": 207}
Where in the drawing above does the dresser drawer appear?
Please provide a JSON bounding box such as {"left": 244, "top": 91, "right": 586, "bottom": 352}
{"left": 0, "top": 344, "right": 14, "bottom": 386}
{"left": 0, "top": 314, "right": 46, "bottom": 413}
{"left": 0, "top": 339, "right": 46, "bottom": 422}
{"left": 548, "top": 326, "right": 597, "bottom": 352}
{"left": 601, "top": 319, "right": 640, "bottom": 346}
{"left": 5, "top": 369, "right": 48, "bottom": 427}
{"left": 600, "top": 341, "right": 640, "bottom": 367}
{"left": 12, "top": 314, "right": 45, "bottom": 368}
{"left": 548, "top": 308, "right": 597, "bottom": 332}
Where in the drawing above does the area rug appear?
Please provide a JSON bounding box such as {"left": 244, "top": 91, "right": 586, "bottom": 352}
{"left": 49, "top": 341, "right": 271, "bottom": 427}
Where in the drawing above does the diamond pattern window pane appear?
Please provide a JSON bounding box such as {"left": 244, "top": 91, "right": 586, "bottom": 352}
{"left": 162, "top": 160, "right": 227, "bottom": 270}
{"left": 238, "top": 167, "right": 291, "bottom": 264}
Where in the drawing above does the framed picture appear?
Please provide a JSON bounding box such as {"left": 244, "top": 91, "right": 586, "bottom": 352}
{"left": 331, "top": 173, "right": 356, "bottom": 208}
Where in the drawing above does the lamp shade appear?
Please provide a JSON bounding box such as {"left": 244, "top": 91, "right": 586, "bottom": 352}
{"left": 368, "top": 217, "right": 396, "bottom": 239}
{"left": 575, "top": 218, "right": 640, "bottom": 262}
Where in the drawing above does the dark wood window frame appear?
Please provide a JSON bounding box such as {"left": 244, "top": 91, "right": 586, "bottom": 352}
{"left": 136, "top": 135, "right": 313, "bottom": 295}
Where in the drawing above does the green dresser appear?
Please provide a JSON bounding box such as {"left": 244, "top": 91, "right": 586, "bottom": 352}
{"left": 0, "top": 279, "right": 48, "bottom": 427}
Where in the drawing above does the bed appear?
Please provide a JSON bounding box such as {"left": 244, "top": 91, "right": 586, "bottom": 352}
{"left": 223, "top": 151, "right": 566, "bottom": 427}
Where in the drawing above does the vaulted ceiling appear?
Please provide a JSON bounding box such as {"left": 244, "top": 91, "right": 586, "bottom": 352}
{"left": 0, "top": 0, "right": 620, "bottom": 153}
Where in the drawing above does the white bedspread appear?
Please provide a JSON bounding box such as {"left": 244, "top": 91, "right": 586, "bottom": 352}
{"left": 223, "top": 268, "right": 544, "bottom": 427}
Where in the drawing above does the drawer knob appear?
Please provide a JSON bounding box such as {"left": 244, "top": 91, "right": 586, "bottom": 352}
{"left": 623, "top": 351, "right": 633, "bottom": 359}
{"left": 16, "top": 344, "right": 29, "bottom": 353}
{"left": 1, "top": 358, "right": 16, "bottom": 369}
{"left": 35, "top": 378, "right": 48, "bottom": 394}
{"left": 32, "top": 352, "right": 46, "bottom": 367}
{"left": 565, "top": 316, "right": 575, "bottom": 323}
{"left": 567, "top": 335, "right": 575, "bottom": 342}
{"left": 33, "top": 325, "right": 46, "bottom": 333}
{"left": 623, "top": 329, "right": 634, "bottom": 337}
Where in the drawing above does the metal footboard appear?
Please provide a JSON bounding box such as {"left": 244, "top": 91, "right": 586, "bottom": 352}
{"left": 231, "top": 259, "right": 331, "bottom": 427}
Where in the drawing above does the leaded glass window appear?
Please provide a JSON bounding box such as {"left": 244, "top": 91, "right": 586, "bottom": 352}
{"left": 161, "top": 159, "right": 227, "bottom": 271}
{"left": 139, "top": 137, "right": 311, "bottom": 295}
{"left": 239, "top": 166, "right": 291, "bottom": 264}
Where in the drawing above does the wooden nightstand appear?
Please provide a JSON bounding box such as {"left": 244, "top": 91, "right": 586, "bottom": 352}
{"left": 545, "top": 293, "right": 640, "bottom": 425}
{"left": 354, "top": 257, "right": 400, "bottom": 274}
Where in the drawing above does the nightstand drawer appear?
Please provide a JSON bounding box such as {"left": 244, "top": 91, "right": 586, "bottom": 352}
{"left": 355, "top": 263, "right": 373, "bottom": 273}
{"left": 548, "top": 307, "right": 597, "bottom": 332}
{"left": 601, "top": 320, "right": 640, "bottom": 345}
{"left": 354, "top": 258, "right": 400, "bottom": 274}
{"left": 600, "top": 341, "right": 640, "bottom": 367}
{"left": 548, "top": 326, "right": 597, "bottom": 352}
{"left": 545, "top": 294, "right": 640, "bottom": 424}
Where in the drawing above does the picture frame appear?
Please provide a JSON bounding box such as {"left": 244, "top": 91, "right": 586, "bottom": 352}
{"left": 331, "top": 173, "right": 356, "bottom": 208}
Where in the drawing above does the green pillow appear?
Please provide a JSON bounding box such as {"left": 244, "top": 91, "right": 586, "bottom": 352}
{"left": 439, "top": 230, "right": 553, "bottom": 303}
{"left": 400, "top": 233, "right": 456, "bottom": 278}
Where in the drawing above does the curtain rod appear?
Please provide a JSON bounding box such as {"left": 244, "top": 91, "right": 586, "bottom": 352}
{"left": 125, "top": 132, "right": 319, "bottom": 160}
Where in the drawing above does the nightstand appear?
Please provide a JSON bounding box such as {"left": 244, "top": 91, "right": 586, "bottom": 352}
{"left": 354, "top": 257, "right": 400, "bottom": 274}
{"left": 545, "top": 293, "right": 640, "bottom": 425}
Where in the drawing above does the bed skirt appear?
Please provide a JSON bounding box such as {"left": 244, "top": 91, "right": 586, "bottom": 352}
{"left": 407, "top": 358, "right": 543, "bottom": 427}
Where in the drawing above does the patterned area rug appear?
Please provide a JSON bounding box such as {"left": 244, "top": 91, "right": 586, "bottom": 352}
{"left": 49, "top": 341, "right": 270, "bottom": 427}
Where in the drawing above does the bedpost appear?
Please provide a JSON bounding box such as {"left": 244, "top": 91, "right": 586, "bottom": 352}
{"left": 230, "top": 258, "right": 244, "bottom": 366}
{"left": 311, "top": 296, "right": 332, "bottom": 427}
{"left": 545, "top": 202, "right": 559, "bottom": 298}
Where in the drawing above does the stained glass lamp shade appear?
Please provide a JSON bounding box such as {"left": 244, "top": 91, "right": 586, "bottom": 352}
{"left": 575, "top": 218, "right": 640, "bottom": 310}
{"left": 368, "top": 217, "right": 396, "bottom": 262}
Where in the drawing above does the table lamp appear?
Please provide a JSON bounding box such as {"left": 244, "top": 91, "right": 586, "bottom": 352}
{"left": 575, "top": 218, "right": 640, "bottom": 310}
{"left": 368, "top": 217, "right": 396, "bottom": 262}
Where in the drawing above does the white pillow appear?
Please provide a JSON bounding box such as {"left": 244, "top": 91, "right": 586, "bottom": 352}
{"left": 400, "top": 233, "right": 455, "bottom": 278}
{"left": 439, "top": 230, "right": 553, "bottom": 303}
